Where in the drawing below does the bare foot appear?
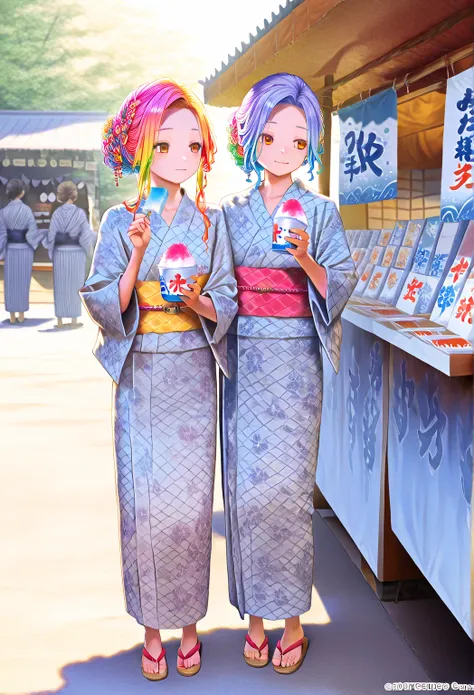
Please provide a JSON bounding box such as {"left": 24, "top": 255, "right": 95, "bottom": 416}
{"left": 17, "top": 312, "right": 24, "bottom": 323}
{"left": 142, "top": 627, "right": 167, "bottom": 676}
{"left": 244, "top": 615, "right": 268, "bottom": 663}
{"left": 273, "top": 623, "right": 304, "bottom": 669}
{"left": 178, "top": 624, "right": 200, "bottom": 671}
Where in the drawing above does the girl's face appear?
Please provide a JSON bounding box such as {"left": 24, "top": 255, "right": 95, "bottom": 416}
{"left": 256, "top": 103, "right": 308, "bottom": 177}
{"left": 151, "top": 107, "right": 203, "bottom": 184}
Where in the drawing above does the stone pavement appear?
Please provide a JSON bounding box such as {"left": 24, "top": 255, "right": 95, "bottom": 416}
{"left": 0, "top": 306, "right": 467, "bottom": 695}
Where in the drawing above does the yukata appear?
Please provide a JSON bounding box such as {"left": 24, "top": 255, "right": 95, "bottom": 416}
{"left": 0, "top": 199, "right": 43, "bottom": 313}
{"left": 220, "top": 178, "right": 357, "bottom": 620}
{"left": 44, "top": 203, "right": 95, "bottom": 319}
{"left": 80, "top": 192, "right": 237, "bottom": 629}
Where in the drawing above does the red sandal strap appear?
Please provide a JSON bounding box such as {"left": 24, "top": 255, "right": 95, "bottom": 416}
{"left": 280, "top": 637, "right": 305, "bottom": 655}
{"left": 245, "top": 634, "right": 269, "bottom": 653}
{"left": 142, "top": 646, "right": 166, "bottom": 664}
{"left": 178, "top": 640, "right": 201, "bottom": 660}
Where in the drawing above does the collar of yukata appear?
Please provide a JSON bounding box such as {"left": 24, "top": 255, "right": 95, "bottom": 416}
{"left": 250, "top": 177, "right": 307, "bottom": 219}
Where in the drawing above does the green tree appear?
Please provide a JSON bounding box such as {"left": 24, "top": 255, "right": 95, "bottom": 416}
{"left": 0, "top": 0, "right": 142, "bottom": 112}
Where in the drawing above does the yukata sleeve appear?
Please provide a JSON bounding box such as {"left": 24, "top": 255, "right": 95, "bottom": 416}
{"left": 25, "top": 208, "right": 43, "bottom": 250}
{"left": 200, "top": 209, "right": 238, "bottom": 377}
{"left": 308, "top": 201, "right": 358, "bottom": 326}
{"left": 0, "top": 211, "right": 6, "bottom": 260}
{"left": 80, "top": 207, "right": 138, "bottom": 340}
{"left": 78, "top": 209, "right": 95, "bottom": 258}
{"left": 307, "top": 201, "right": 358, "bottom": 373}
{"left": 43, "top": 209, "right": 59, "bottom": 260}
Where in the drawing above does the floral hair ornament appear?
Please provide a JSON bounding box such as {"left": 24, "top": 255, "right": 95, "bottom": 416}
{"left": 227, "top": 115, "right": 251, "bottom": 181}
{"left": 102, "top": 99, "right": 140, "bottom": 186}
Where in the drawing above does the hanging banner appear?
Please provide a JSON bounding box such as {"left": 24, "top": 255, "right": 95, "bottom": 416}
{"left": 441, "top": 66, "right": 474, "bottom": 222}
{"left": 339, "top": 88, "right": 397, "bottom": 206}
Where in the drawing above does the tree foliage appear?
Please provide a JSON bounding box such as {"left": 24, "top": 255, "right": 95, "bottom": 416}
{"left": 0, "top": 0, "right": 143, "bottom": 112}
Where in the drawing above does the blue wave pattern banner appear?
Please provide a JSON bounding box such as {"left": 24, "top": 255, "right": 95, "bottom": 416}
{"left": 339, "top": 88, "right": 398, "bottom": 206}
{"left": 441, "top": 66, "right": 474, "bottom": 222}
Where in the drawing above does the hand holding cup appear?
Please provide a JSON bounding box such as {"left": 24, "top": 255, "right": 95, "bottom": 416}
{"left": 285, "top": 227, "right": 310, "bottom": 260}
{"left": 181, "top": 275, "right": 202, "bottom": 309}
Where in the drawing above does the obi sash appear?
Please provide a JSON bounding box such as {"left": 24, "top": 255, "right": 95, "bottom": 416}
{"left": 55, "top": 232, "right": 80, "bottom": 246}
{"left": 7, "top": 228, "right": 28, "bottom": 244}
{"left": 235, "top": 266, "right": 312, "bottom": 318}
{"left": 135, "top": 274, "right": 209, "bottom": 334}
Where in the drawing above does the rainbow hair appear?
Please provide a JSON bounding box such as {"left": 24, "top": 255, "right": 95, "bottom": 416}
{"left": 228, "top": 73, "right": 324, "bottom": 188}
{"left": 102, "top": 79, "right": 216, "bottom": 243}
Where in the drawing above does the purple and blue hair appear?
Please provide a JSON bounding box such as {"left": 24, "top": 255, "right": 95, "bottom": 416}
{"left": 228, "top": 73, "right": 324, "bottom": 187}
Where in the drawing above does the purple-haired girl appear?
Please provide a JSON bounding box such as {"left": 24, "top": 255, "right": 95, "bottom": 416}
{"left": 221, "top": 73, "right": 357, "bottom": 674}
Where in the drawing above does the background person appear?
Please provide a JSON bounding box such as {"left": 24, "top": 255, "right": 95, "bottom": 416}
{"left": 0, "top": 179, "right": 43, "bottom": 323}
{"left": 44, "top": 181, "right": 95, "bottom": 328}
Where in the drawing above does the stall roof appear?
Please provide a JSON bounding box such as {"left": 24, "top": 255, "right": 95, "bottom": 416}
{"left": 0, "top": 111, "right": 107, "bottom": 151}
{"left": 201, "top": 0, "right": 473, "bottom": 107}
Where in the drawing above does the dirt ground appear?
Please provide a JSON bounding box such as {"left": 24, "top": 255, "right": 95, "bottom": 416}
{"left": 0, "top": 305, "right": 462, "bottom": 695}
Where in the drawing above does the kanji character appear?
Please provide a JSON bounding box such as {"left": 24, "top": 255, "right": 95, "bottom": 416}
{"left": 450, "top": 162, "right": 473, "bottom": 190}
{"left": 344, "top": 129, "right": 384, "bottom": 183}
{"left": 455, "top": 136, "right": 473, "bottom": 163}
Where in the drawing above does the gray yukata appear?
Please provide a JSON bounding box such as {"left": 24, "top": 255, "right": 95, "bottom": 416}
{"left": 44, "top": 203, "right": 95, "bottom": 319}
{"left": 220, "top": 179, "right": 357, "bottom": 620}
{"left": 0, "top": 199, "right": 43, "bottom": 313}
{"left": 80, "top": 192, "right": 237, "bottom": 629}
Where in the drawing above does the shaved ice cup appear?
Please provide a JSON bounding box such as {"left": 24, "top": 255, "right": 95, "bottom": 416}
{"left": 272, "top": 199, "right": 308, "bottom": 253}
{"left": 158, "top": 243, "right": 197, "bottom": 303}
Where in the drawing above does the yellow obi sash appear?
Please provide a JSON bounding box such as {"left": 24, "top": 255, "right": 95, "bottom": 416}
{"left": 135, "top": 275, "right": 209, "bottom": 334}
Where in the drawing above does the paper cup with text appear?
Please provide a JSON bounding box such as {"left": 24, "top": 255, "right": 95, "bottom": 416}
{"left": 158, "top": 243, "right": 197, "bottom": 303}
{"left": 272, "top": 199, "right": 308, "bottom": 253}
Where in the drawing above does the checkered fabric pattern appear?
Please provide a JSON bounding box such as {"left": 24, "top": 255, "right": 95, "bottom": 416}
{"left": 115, "top": 348, "right": 217, "bottom": 629}
{"left": 135, "top": 278, "right": 209, "bottom": 334}
{"left": 221, "top": 180, "right": 358, "bottom": 373}
{"left": 235, "top": 266, "right": 312, "bottom": 317}
{"left": 80, "top": 195, "right": 237, "bottom": 382}
{"left": 222, "top": 334, "right": 322, "bottom": 619}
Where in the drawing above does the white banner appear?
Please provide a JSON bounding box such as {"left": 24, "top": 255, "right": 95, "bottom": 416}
{"left": 441, "top": 66, "right": 474, "bottom": 221}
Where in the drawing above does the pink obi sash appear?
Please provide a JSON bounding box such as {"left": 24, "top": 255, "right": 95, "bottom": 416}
{"left": 235, "top": 266, "right": 312, "bottom": 318}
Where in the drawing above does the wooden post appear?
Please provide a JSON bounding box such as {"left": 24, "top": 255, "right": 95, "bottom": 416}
{"left": 318, "top": 74, "right": 334, "bottom": 197}
{"left": 313, "top": 75, "right": 334, "bottom": 509}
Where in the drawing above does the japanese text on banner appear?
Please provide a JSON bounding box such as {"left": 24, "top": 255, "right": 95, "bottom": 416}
{"left": 338, "top": 88, "right": 398, "bottom": 206}
{"left": 441, "top": 66, "right": 474, "bottom": 222}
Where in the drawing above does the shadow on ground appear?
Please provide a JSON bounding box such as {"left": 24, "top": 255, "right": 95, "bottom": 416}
{"left": 38, "top": 323, "right": 84, "bottom": 333}
{"left": 30, "top": 515, "right": 437, "bottom": 695}
{"left": 29, "top": 623, "right": 406, "bottom": 695}
{"left": 0, "top": 317, "right": 52, "bottom": 329}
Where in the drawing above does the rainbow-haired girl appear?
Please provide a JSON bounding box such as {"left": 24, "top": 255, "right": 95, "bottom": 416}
{"left": 80, "top": 79, "right": 237, "bottom": 680}
{"left": 221, "top": 73, "right": 357, "bottom": 674}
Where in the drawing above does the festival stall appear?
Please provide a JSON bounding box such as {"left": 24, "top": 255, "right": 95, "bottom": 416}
{"left": 0, "top": 111, "right": 105, "bottom": 303}
{"left": 200, "top": 0, "right": 474, "bottom": 637}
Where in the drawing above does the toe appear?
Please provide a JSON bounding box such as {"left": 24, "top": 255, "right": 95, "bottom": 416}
{"left": 245, "top": 646, "right": 256, "bottom": 660}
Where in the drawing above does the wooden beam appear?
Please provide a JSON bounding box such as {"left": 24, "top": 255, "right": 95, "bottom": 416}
{"left": 319, "top": 74, "right": 333, "bottom": 197}
{"left": 316, "top": 6, "right": 474, "bottom": 99}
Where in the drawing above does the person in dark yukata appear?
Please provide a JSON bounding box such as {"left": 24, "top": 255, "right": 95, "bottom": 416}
{"left": 221, "top": 72, "right": 357, "bottom": 674}
{"left": 0, "top": 179, "right": 43, "bottom": 323}
{"left": 80, "top": 79, "right": 237, "bottom": 681}
{"left": 44, "top": 181, "right": 95, "bottom": 328}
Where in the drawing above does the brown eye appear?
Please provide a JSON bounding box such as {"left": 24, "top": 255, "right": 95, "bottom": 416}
{"left": 154, "top": 142, "right": 169, "bottom": 153}
{"left": 294, "top": 139, "right": 307, "bottom": 150}
{"left": 190, "top": 142, "right": 202, "bottom": 153}
{"left": 262, "top": 134, "right": 274, "bottom": 146}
